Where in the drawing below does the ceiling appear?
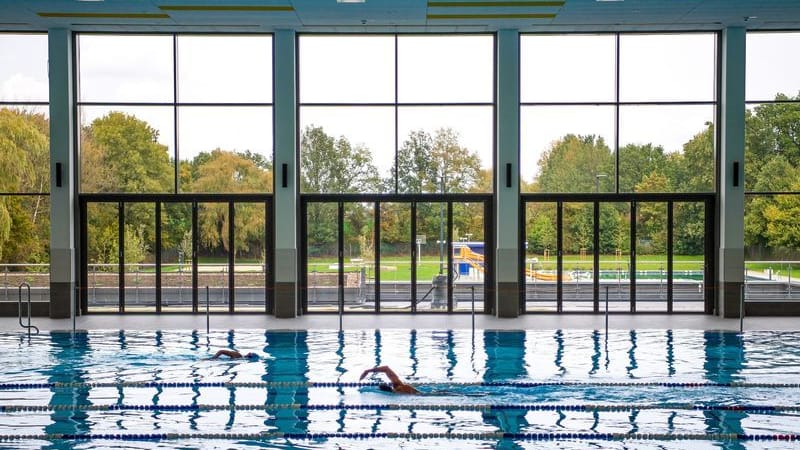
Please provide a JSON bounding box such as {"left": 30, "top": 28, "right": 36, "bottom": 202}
{"left": 2, "top": 0, "right": 800, "bottom": 33}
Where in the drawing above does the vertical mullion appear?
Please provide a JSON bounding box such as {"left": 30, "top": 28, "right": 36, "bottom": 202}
{"left": 667, "top": 201, "right": 674, "bottom": 313}
{"left": 155, "top": 202, "right": 162, "bottom": 313}
{"left": 485, "top": 198, "right": 493, "bottom": 315}
{"left": 173, "top": 34, "right": 179, "bottom": 194}
{"left": 299, "top": 200, "right": 308, "bottom": 314}
{"left": 519, "top": 199, "right": 526, "bottom": 314}
{"left": 593, "top": 201, "right": 600, "bottom": 313}
{"left": 374, "top": 202, "right": 381, "bottom": 312}
{"left": 447, "top": 201, "right": 454, "bottom": 312}
{"left": 118, "top": 202, "right": 125, "bottom": 313}
{"left": 191, "top": 201, "right": 198, "bottom": 313}
{"left": 394, "top": 35, "right": 399, "bottom": 194}
{"left": 265, "top": 199, "right": 272, "bottom": 314}
{"left": 228, "top": 201, "right": 235, "bottom": 313}
{"left": 411, "top": 202, "right": 417, "bottom": 313}
{"left": 338, "top": 201, "right": 344, "bottom": 316}
{"left": 630, "top": 200, "right": 637, "bottom": 313}
{"left": 614, "top": 33, "right": 621, "bottom": 194}
{"left": 556, "top": 201, "right": 563, "bottom": 312}
{"left": 80, "top": 199, "right": 88, "bottom": 314}
{"left": 705, "top": 197, "right": 715, "bottom": 314}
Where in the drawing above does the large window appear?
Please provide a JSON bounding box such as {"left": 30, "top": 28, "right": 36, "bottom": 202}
{"left": 77, "top": 34, "right": 274, "bottom": 194}
{"left": 0, "top": 33, "right": 50, "bottom": 301}
{"left": 520, "top": 33, "right": 716, "bottom": 194}
{"left": 298, "top": 34, "right": 494, "bottom": 195}
{"left": 520, "top": 33, "right": 715, "bottom": 314}
{"left": 77, "top": 34, "right": 274, "bottom": 313}
{"left": 744, "top": 32, "right": 800, "bottom": 303}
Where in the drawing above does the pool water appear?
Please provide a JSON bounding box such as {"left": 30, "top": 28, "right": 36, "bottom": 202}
{"left": 1, "top": 329, "right": 800, "bottom": 449}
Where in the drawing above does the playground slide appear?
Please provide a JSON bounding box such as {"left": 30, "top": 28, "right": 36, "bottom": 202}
{"left": 524, "top": 267, "right": 570, "bottom": 281}
{"left": 456, "top": 245, "right": 569, "bottom": 281}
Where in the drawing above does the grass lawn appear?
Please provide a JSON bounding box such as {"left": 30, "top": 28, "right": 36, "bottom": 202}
{"left": 304, "top": 254, "right": 706, "bottom": 282}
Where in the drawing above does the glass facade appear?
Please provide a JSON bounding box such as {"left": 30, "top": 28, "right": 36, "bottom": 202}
{"left": 298, "top": 34, "right": 494, "bottom": 195}
{"left": 77, "top": 34, "right": 274, "bottom": 194}
{"left": 4, "top": 28, "right": 786, "bottom": 316}
{"left": 521, "top": 33, "right": 716, "bottom": 194}
{"left": 744, "top": 32, "right": 800, "bottom": 304}
{"left": 0, "top": 33, "right": 50, "bottom": 304}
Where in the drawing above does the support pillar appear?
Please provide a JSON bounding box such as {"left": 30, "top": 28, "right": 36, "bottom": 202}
{"left": 718, "top": 27, "right": 746, "bottom": 318}
{"left": 48, "top": 29, "right": 75, "bottom": 319}
{"left": 273, "top": 30, "right": 299, "bottom": 318}
{"left": 495, "top": 29, "right": 521, "bottom": 317}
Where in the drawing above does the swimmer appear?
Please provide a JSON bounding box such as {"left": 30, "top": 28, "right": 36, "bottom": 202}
{"left": 359, "top": 365, "right": 420, "bottom": 395}
{"left": 211, "top": 349, "right": 259, "bottom": 360}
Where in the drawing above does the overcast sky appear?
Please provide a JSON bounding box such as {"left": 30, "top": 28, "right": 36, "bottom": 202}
{"left": 2, "top": 32, "right": 800, "bottom": 184}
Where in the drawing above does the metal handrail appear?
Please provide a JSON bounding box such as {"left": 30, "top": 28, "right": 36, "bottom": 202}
{"left": 18, "top": 282, "right": 39, "bottom": 338}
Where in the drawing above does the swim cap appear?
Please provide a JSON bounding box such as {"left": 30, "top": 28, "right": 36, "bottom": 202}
{"left": 378, "top": 383, "right": 394, "bottom": 393}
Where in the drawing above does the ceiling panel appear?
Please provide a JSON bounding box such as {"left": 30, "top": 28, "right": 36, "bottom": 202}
{"left": 0, "top": 0, "right": 799, "bottom": 32}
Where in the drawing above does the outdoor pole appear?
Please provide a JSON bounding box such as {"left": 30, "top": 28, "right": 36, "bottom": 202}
{"left": 206, "top": 286, "right": 210, "bottom": 336}
{"left": 439, "top": 170, "right": 445, "bottom": 274}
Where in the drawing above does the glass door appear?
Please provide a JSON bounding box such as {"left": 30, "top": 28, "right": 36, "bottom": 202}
{"left": 524, "top": 202, "right": 558, "bottom": 312}
{"left": 197, "top": 201, "right": 230, "bottom": 312}
{"left": 160, "top": 202, "right": 193, "bottom": 312}
{"left": 379, "top": 202, "right": 412, "bottom": 312}
{"left": 414, "top": 201, "right": 451, "bottom": 312}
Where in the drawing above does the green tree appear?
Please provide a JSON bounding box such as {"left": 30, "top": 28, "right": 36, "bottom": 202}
{"left": 526, "top": 204, "right": 556, "bottom": 254}
{"left": 534, "top": 134, "right": 613, "bottom": 193}
{"left": 619, "top": 143, "right": 668, "bottom": 192}
{"left": 0, "top": 108, "right": 49, "bottom": 263}
{"left": 81, "top": 111, "right": 172, "bottom": 193}
{"left": 635, "top": 173, "right": 669, "bottom": 254}
{"left": 300, "top": 125, "right": 380, "bottom": 193}
{"left": 394, "top": 128, "right": 482, "bottom": 194}
{"left": 82, "top": 112, "right": 172, "bottom": 266}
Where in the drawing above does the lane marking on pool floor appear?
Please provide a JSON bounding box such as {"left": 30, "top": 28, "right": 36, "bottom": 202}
{"left": 2, "top": 381, "right": 799, "bottom": 390}
{"left": 2, "top": 403, "right": 799, "bottom": 413}
{"left": 0, "top": 432, "right": 799, "bottom": 442}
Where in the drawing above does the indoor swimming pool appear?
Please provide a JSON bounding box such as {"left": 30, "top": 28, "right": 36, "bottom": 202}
{"left": 1, "top": 328, "right": 800, "bottom": 449}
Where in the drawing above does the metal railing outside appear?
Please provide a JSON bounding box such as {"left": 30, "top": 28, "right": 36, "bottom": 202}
{"left": 744, "top": 260, "right": 800, "bottom": 302}
{"left": 1, "top": 264, "right": 50, "bottom": 303}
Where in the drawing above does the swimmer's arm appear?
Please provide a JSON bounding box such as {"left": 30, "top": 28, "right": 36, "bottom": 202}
{"left": 359, "top": 366, "right": 404, "bottom": 387}
{"left": 212, "top": 349, "right": 242, "bottom": 359}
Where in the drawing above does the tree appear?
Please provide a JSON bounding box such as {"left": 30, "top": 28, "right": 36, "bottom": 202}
{"left": 186, "top": 150, "right": 271, "bottom": 256}
{"left": 533, "top": 134, "right": 614, "bottom": 193}
{"left": 393, "top": 128, "right": 482, "bottom": 194}
{"left": 618, "top": 143, "right": 668, "bottom": 192}
{"left": 0, "top": 108, "right": 48, "bottom": 263}
{"left": 300, "top": 125, "right": 380, "bottom": 193}
{"left": 762, "top": 180, "right": 800, "bottom": 257}
{"left": 635, "top": 173, "right": 669, "bottom": 254}
{"left": 526, "top": 204, "right": 556, "bottom": 254}
{"left": 80, "top": 111, "right": 172, "bottom": 193}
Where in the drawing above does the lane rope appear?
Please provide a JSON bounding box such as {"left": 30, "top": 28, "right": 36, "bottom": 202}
{"left": 0, "top": 432, "right": 798, "bottom": 442}
{"left": 2, "top": 402, "right": 799, "bottom": 414}
{"left": 2, "top": 381, "right": 799, "bottom": 390}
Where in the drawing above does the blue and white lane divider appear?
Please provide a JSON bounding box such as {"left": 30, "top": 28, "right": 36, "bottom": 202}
{"left": 0, "top": 432, "right": 799, "bottom": 442}
{"left": 2, "top": 403, "right": 799, "bottom": 413}
{"left": 2, "top": 381, "right": 800, "bottom": 390}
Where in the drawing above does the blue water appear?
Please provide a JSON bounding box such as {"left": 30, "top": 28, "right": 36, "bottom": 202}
{"left": 1, "top": 329, "right": 800, "bottom": 449}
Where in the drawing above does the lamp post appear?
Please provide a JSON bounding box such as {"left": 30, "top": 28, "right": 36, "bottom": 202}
{"left": 595, "top": 173, "right": 608, "bottom": 193}
{"left": 439, "top": 168, "right": 446, "bottom": 275}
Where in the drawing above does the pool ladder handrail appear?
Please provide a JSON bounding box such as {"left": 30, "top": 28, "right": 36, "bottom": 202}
{"left": 18, "top": 282, "right": 39, "bottom": 338}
